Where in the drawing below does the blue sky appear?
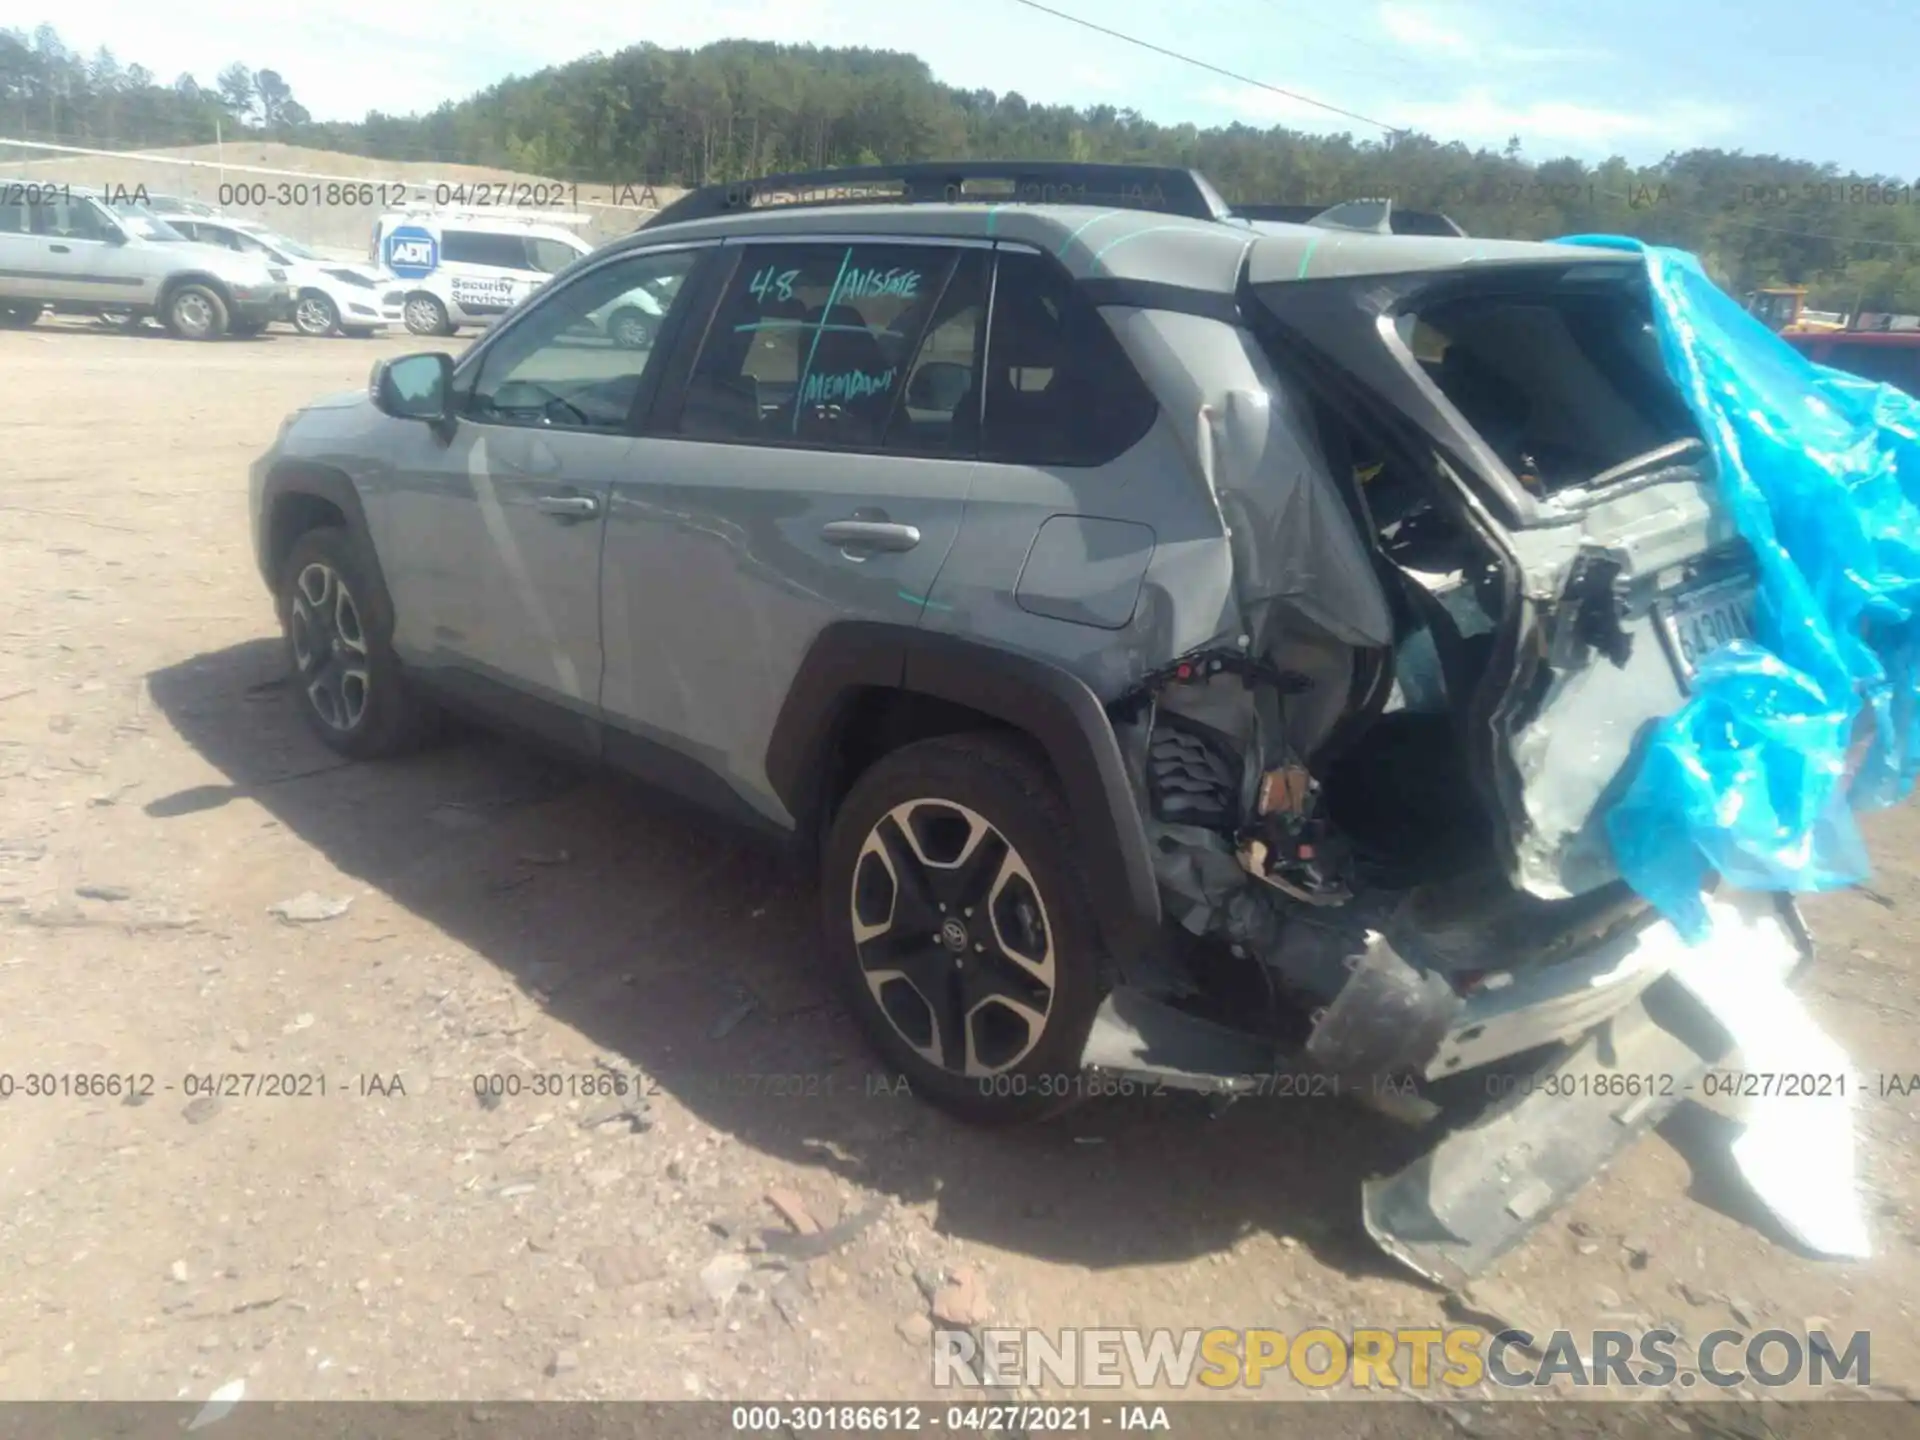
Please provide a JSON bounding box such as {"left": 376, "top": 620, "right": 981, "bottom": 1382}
{"left": 26, "top": 0, "right": 1919, "bottom": 175}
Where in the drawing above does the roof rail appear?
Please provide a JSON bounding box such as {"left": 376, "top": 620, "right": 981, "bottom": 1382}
{"left": 1236, "top": 199, "right": 1468, "bottom": 237}
{"left": 385, "top": 205, "right": 593, "bottom": 227}
{"left": 643, "top": 161, "right": 1235, "bottom": 229}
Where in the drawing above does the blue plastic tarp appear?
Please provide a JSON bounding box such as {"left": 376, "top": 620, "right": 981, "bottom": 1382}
{"left": 1555, "top": 236, "right": 1920, "bottom": 941}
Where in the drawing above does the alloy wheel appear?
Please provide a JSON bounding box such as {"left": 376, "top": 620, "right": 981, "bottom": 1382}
{"left": 288, "top": 561, "right": 371, "bottom": 732}
{"left": 404, "top": 296, "right": 444, "bottom": 334}
{"left": 849, "top": 799, "right": 1056, "bottom": 1077}
{"left": 294, "top": 296, "right": 335, "bottom": 335}
{"left": 613, "top": 314, "right": 652, "bottom": 349}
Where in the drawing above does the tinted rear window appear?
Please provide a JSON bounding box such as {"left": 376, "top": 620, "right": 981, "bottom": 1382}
{"left": 1399, "top": 280, "right": 1699, "bottom": 493}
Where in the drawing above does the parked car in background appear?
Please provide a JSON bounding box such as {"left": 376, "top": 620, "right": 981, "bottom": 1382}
{"left": 0, "top": 181, "right": 291, "bottom": 339}
{"left": 127, "top": 206, "right": 404, "bottom": 337}
{"left": 370, "top": 208, "right": 594, "bottom": 336}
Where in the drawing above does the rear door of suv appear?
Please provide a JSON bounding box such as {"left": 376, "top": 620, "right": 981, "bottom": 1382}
{"left": 1247, "top": 240, "right": 1751, "bottom": 902}
{"left": 603, "top": 235, "right": 990, "bottom": 826}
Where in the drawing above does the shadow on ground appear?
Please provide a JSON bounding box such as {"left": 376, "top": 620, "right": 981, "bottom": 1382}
{"left": 149, "top": 640, "right": 1426, "bottom": 1283}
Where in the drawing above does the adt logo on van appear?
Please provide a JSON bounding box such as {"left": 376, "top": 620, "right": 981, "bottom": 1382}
{"left": 384, "top": 225, "right": 438, "bottom": 279}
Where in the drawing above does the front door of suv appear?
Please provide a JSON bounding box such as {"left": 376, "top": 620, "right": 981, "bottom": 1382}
{"left": 602, "top": 238, "right": 991, "bottom": 825}
{"left": 371, "top": 244, "right": 705, "bottom": 753}
{"left": 26, "top": 192, "right": 136, "bottom": 302}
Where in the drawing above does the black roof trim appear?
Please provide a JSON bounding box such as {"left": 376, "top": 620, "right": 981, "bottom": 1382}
{"left": 1078, "top": 277, "right": 1243, "bottom": 326}
{"left": 644, "top": 162, "right": 1234, "bottom": 230}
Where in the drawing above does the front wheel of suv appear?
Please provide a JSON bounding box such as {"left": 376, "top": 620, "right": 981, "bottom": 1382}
{"left": 821, "top": 733, "right": 1111, "bottom": 1125}
{"left": 164, "top": 283, "right": 229, "bottom": 340}
{"left": 278, "top": 526, "right": 438, "bottom": 760}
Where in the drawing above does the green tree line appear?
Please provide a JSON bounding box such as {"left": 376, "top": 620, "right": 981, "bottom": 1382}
{"left": 5, "top": 28, "right": 1917, "bottom": 309}
{"left": 0, "top": 25, "right": 306, "bottom": 147}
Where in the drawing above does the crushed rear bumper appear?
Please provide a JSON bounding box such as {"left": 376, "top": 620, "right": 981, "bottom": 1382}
{"left": 1079, "top": 889, "right": 1840, "bottom": 1283}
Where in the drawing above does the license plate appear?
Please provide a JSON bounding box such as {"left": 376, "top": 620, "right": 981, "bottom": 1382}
{"left": 1657, "top": 578, "right": 1757, "bottom": 681}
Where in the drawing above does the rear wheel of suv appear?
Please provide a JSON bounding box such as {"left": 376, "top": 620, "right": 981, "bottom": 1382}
{"left": 278, "top": 526, "right": 437, "bottom": 760}
{"left": 404, "top": 292, "right": 452, "bottom": 336}
{"left": 294, "top": 291, "right": 340, "bottom": 337}
{"left": 164, "top": 284, "right": 229, "bottom": 341}
{"left": 821, "top": 733, "right": 1110, "bottom": 1125}
{"left": 0, "top": 301, "right": 40, "bottom": 328}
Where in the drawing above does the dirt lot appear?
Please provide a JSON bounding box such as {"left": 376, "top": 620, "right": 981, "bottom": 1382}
{"left": 3, "top": 316, "right": 1920, "bottom": 1410}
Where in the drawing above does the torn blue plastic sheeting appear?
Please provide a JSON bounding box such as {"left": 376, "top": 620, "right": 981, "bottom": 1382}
{"left": 1556, "top": 235, "right": 1920, "bottom": 941}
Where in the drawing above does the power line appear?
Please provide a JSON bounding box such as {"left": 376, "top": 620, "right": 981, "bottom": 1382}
{"left": 1001, "top": 0, "right": 1399, "bottom": 135}
{"left": 1721, "top": 217, "right": 1920, "bottom": 252}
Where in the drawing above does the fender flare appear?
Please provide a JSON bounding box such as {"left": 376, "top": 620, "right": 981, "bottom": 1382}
{"left": 766, "top": 622, "right": 1164, "bottom": 969}
{"left": 255, "top": 461, "right": 383, "bottom": 599}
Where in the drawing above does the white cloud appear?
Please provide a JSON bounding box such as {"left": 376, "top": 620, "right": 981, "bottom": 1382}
{"left": 1392, "top": 89, "right": 1745, "bottom": 152}
{"left": 1377, "top": 3, "right": 1478, "bottom": 58}
{"left": 1375, "top": 2, "right": 1610, "bottom": 68}
{"left": 1200, "top": 77, "right": 1744, "bottom": 157}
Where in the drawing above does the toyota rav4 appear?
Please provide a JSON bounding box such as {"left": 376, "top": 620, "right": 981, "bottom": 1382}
{"left": 249, "top": 162, "right": 1833, "bottom": 1284}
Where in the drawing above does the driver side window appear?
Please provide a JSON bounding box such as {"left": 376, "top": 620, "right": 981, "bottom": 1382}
{"left": 30, "top": 195, "right": 111, "bottom": 241}
{"left": 464, "top": 248, "right": 699, "bottom": 433}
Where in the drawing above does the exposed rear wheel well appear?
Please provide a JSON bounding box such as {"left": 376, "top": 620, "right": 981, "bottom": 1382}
{"left": 819, "top": 688, "right": 1030, "bottom": 834}
{"left": 267, "top": 493, "right": 348, "bottom": 590}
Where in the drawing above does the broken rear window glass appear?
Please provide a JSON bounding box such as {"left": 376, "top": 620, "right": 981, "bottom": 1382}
{"left": 1399, "top": 279, "right": 1701, "bottom": 494}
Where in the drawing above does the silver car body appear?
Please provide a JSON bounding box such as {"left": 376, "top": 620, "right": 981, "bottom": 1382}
{"left": 0, "top": 181, "right": 291, "bottom": 324}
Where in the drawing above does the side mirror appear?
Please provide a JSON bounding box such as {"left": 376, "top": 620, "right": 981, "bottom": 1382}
{"left": 370, "top": 353, "right": 455, "bottom": 424}
{"left": 101, "top": 227, "right": 128, "bottom": 245}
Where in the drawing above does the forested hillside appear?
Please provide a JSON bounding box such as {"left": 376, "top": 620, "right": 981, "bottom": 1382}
{"left": 4, "top": 26, "right": 1916, "bottom": 308}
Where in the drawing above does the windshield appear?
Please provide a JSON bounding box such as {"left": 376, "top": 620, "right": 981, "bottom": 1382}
{"left": 116, "top": 211, "right": 188, "bottom": 242}
{"left": 244, "top": 228, "right": 320, "bottom": 261}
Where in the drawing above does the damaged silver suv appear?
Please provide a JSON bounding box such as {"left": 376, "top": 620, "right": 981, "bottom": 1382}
{"left": 249, "top": 163, "right": 1813, "bottom": 1285}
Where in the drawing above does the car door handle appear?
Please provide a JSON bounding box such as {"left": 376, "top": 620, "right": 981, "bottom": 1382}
{"left": 48, "top": 244, "right": 70, "bottom": 253}
{"left": 534, "top": 493, "right": 600, "bottom": 521}
{"left": 820, "top": 520, "right": 921, "bottom": 552}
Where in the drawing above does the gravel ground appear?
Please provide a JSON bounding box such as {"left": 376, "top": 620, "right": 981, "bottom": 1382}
{"left": 2, "top": 316, "right": 1918, "bottom": 1412}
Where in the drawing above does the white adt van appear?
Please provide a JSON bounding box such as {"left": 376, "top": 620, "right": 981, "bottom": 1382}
{"left": 370, "top": 208, "right": 670, "bottom": 347}
{"left": 371, "top": 209, "right": 591, "bottom": 336}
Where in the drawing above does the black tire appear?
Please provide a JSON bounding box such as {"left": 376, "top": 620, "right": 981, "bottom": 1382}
{"left": 277, "top": 526, "right": 438, "bottom": 760}
{"left": 163, "top": 283, "right": 229, "bottom": 341}
{"left": 293, "top": 290, "right": 340, "bottom": 337}
{"left": 403, "top": 291, "right": 453, "bottom": 337}
{"left": 607, "top": 305, "right": 657, "bottom": 350}
{"left": 821, "top": 732, "right": 1111, "bottom": 1125}
{"left": 0, "top": 301, "right": 41, "bottom": 329}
